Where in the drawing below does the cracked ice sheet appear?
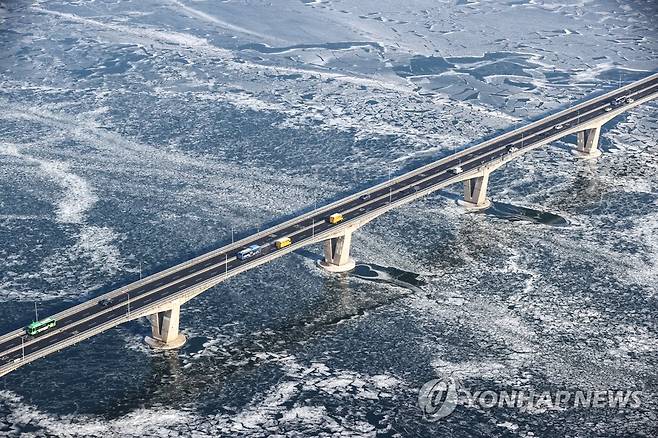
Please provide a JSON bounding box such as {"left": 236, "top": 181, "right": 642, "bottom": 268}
{"left": 142, "top": 0, "right": 657, "bottom": 119}
{"left": 6, "top": 0, "right": 655, "bottom": 175}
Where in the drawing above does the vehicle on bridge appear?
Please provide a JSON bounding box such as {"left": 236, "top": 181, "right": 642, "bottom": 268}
{"left": 26, "top": 318, "right": 57, "bottom": 336}
{"left": 555, "top": 123, "right": 565, "bottom": 130}
{"left": 275, "top": 237, "right": 292, "bottom": 249}
{"left": 448, "top": 165, "right": 463, "bottom": 175}
{"left": 507, "top": 145, "right": 519, "bottom": 153}
{"left": 613, "top": 96, "right": 633, "bottom": 107}
{"left": 98, "top": 298, "right": 113, "bottom": 307}
{"left": 237, "top": 244, "right": 262, "bottom": 261}
{"left": 329, "top": 213, "right": 344, "bottom": 224}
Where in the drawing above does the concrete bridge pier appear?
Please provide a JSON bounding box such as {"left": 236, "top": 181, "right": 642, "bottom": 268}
{"left": 459, "top": 171, "right": 492, "bottom": 210}
{"left": 318, "top": 230, "right": 356, "bottom": 273}
{"left": 572, "top": 124, "right": 603, "bottom": 159}
{"left": 145, "top": 300, "right": 187, "bottom": 349}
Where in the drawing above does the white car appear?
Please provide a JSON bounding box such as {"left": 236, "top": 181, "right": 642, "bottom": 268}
{"left": 555, "top": 123, "right": 565, "bottom": 130}
{"left": 448, "top": 166, "right": 463, "bottom": 175}
{"left": 507, "top": 146, "right": 519, "bottom": 153}
{"left": 604, "top": 105, "right": 613, "bottom": 112}
{"left": 626, "top": 97, "right": 635, "bottom": 104}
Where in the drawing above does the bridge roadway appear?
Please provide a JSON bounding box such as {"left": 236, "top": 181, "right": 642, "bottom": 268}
{"left": 1, "top": 73, "right": 657, "bottom": 377}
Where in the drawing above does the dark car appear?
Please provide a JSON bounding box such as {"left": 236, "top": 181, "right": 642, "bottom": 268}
{"left": 98, "top": 298, "right": 113, "bottom": 307}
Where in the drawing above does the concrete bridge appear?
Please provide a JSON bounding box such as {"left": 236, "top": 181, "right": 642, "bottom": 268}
{"left": 1, "top": 72, "right": 657, "bottom": 377}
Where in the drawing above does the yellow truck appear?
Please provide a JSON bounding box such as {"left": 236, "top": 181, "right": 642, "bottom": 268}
{"left": 275, "top": 237, "right": 292, "bottom": 249}
{"left": 328, "top": 213, "right": 344, "bottom": 224}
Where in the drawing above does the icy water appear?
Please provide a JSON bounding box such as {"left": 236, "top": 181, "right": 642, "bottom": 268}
{"left": 1, "top": 0, "right": 657, "bottom": 436}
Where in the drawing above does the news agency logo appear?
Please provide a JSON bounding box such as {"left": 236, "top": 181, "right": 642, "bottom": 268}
{"left": 418, "top": 378, "right": 459, "bottom": 421}
{"left": 418, "top": 378, "right": 643, "bottom": 422}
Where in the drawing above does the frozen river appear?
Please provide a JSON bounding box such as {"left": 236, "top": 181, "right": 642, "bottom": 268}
{"left": 0, "top": 0, "right": 656, "bottom": 436}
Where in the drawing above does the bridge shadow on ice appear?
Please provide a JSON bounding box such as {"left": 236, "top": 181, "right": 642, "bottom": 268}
{"left": 440, "top": 192, "right": 570, "bottom": 226}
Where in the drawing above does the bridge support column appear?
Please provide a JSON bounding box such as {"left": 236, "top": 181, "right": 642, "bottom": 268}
{"left": 145, "top": 300, "right": 187, "bottom": 350}
{"left": 318, "top": 230, "right": 356, "bottom": 273}
{"left": 572, "top": 125, "right": 603, "bottom": 159}
{"left": 459, "top": 172, "right": 492, "bottom": 210}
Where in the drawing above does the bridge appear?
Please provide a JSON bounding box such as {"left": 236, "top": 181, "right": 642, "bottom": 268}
{"left": 1, "top": 73, "right": 657, "bottom": 378}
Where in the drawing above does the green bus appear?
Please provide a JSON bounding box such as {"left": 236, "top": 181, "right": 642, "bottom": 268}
{"left": 26, "top": 317, "right": 57, "bottom": 336}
